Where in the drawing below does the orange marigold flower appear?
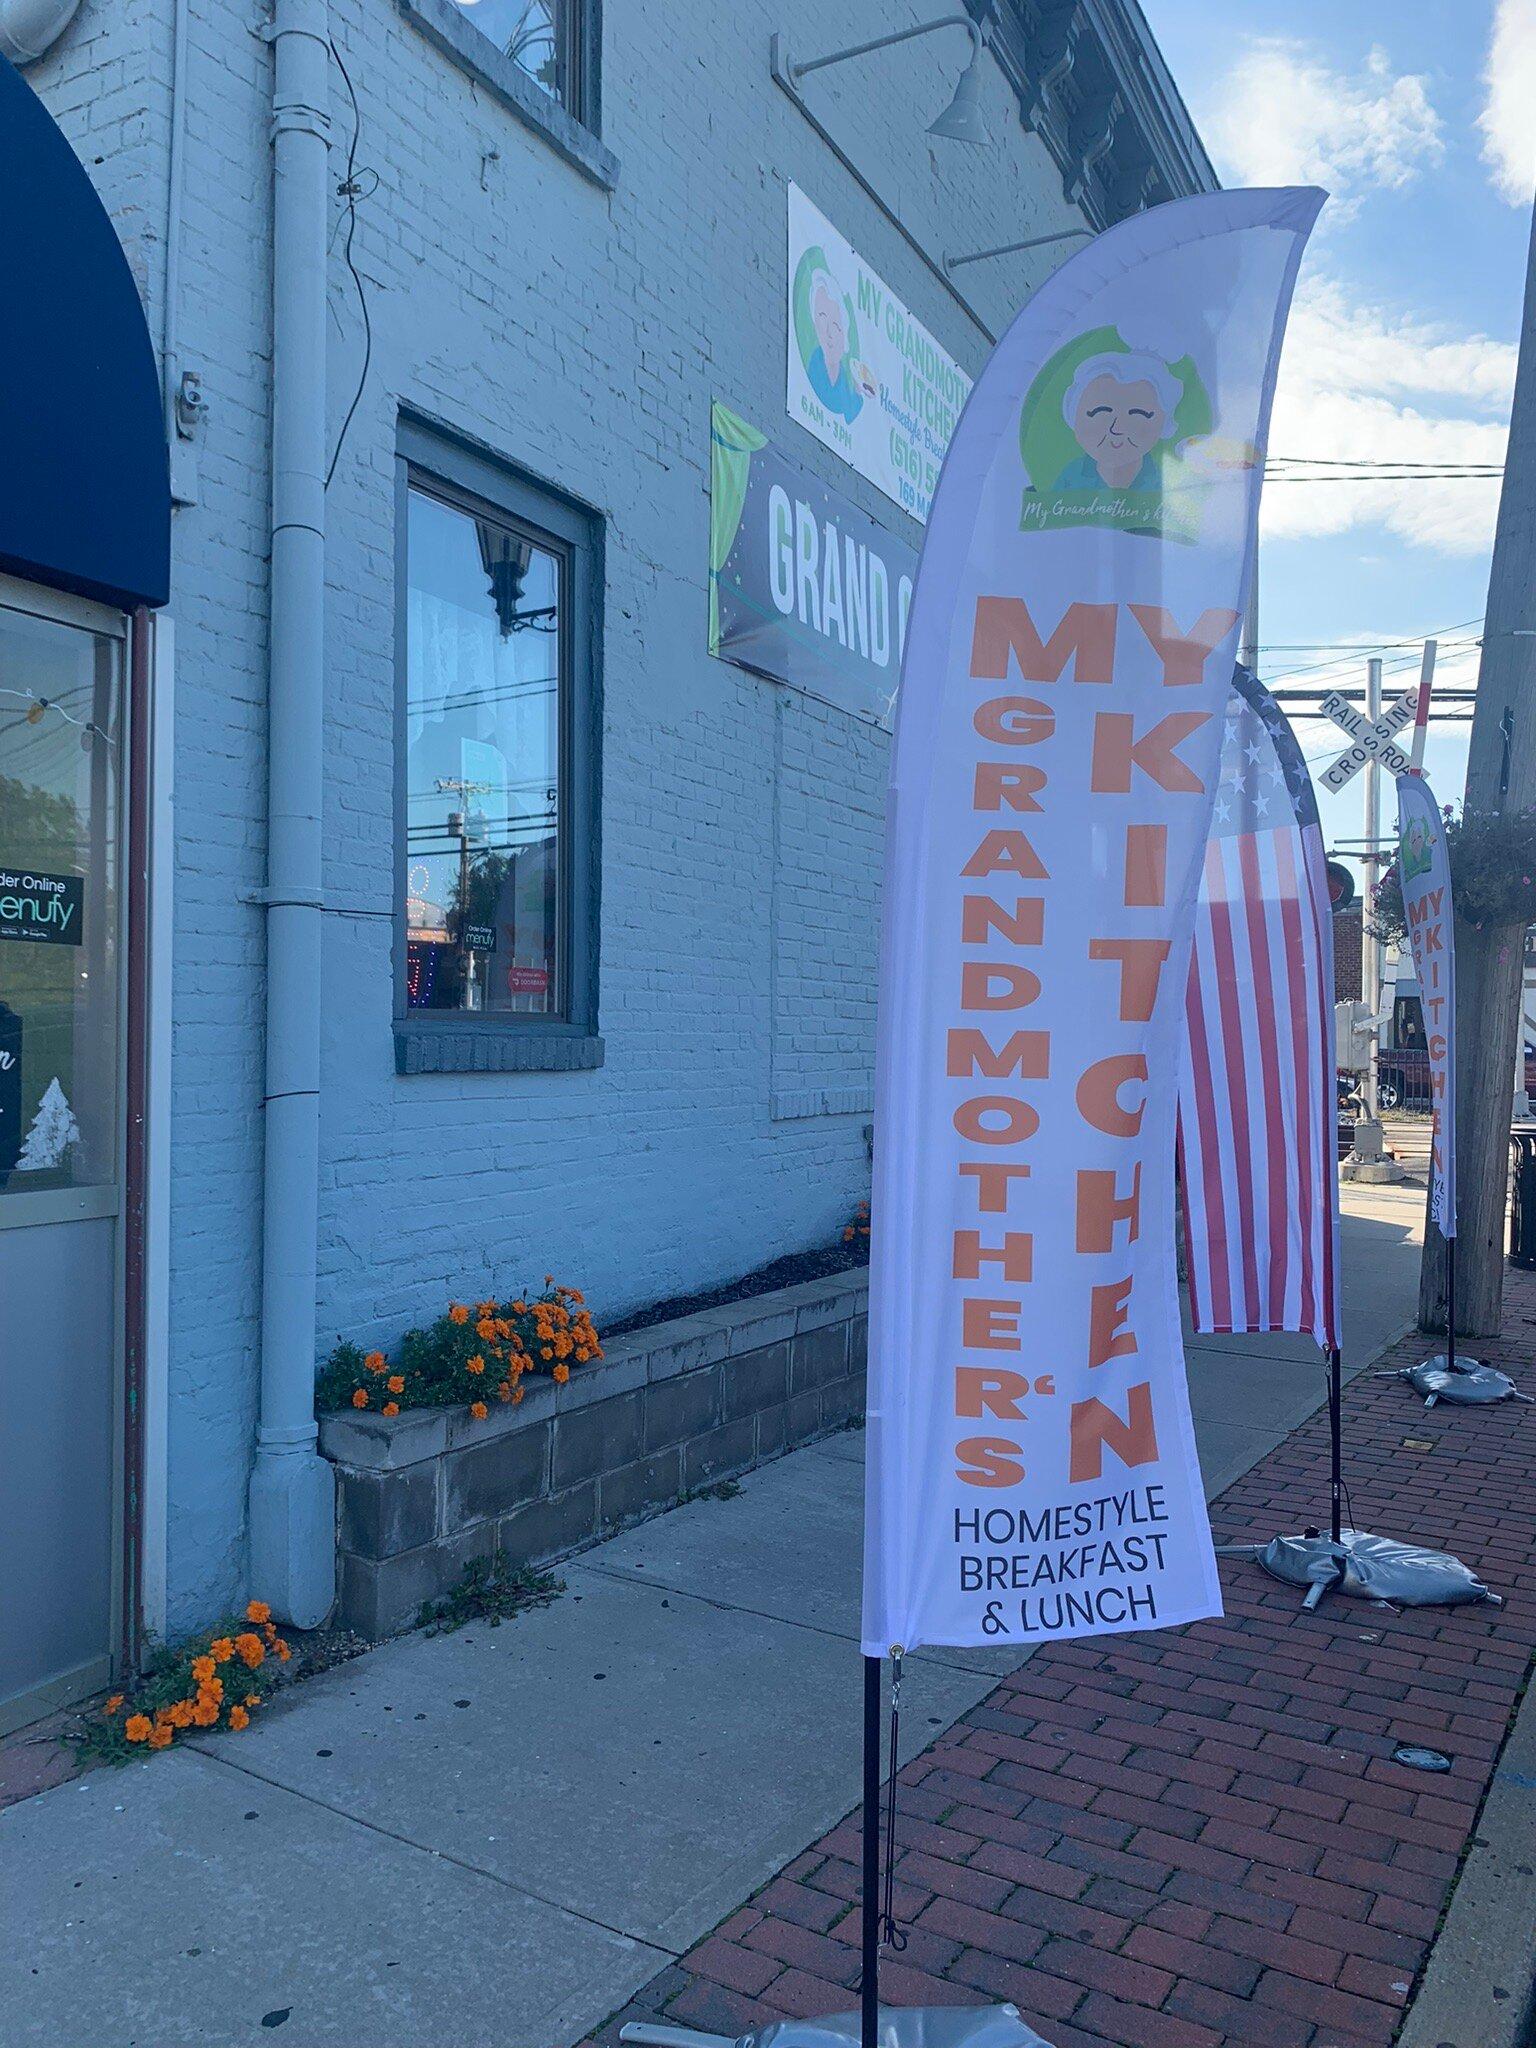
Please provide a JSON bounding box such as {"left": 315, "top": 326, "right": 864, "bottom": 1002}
{"left": 382, "top": 1401, "right": 400, "bottom": 1417}
{"left": 191, "top": 1698, "right": 219, "bottom": 1728}
{"left": 495, "top": 1318, "right": 511, "bottom": 1339}
{"left": 244, "top": 1693, "right": 261, "bottom": 1707}
{"left": 476, "top": 1318, "right": 496, "bottom": 1341}
{"left": 245, "top": 1601, "right": 271, "bottom": 1625}
{"left": 199, "top": 1673, "right": 224, "bottom": 1702}
{"left": 476, "top": 1299, "right": 497, "bottom": 1317}
{"left": 234, "top": 1633, "right": 266, "bottom": 1669}
{"left": 276, "top": 1640, "right": 292, "bottom": 1661}
{"left": 168, "top": 1699, "right": 195, "bottom": 1729}
{"left": 148, "top": 1722, "right": 174, "bottom": 1750}
{"left": 567, "top": 1288, "right": 585, "bottom": 1306}
{"left": 540, "top": 1347, "right": 554, "bottom": 1361}
{"left": 228, "top": 1706, "right": 250, "bottom": 1732}
{"left": 124, "top": 1714, "right": 152, "bottom": 1743}
{"left": 210, "top": 1638, "right": 234, "bottom": 1663}
{"left": 448, "top": 1303, "right": 470, "bottom": 1324}
{"left": 351, "top": 1388, "right": 369, "bottom": 1409}
{"left": 574, "top": 1346, "right": 590, "bottom": 1363}
{"left": 191, "top": 1655, "right": 215, "bottom": 1683}
{"left": 552, "top": 1363, "right": 570, "bottom": 1385}
{"left": 465, "top": 1356, "right": 485, "bottom": 1375}
{"left": 512, "top": 1300, "right": 527, "bottom": 1313}
{"left": 469, "top": 1400, "right": 489, "bottom": 1420}
{"left": 385, "top": 1374, "right": 405, "bottom": 1395}
{"left": 364, "top": 1351, "right": 386, "bottom": 1374}
{"left": 512, "top": 1384, "right": 525, "bottom": 1405}
{"left": 105, "top": 1694, "right": 124, "bottom": 1714}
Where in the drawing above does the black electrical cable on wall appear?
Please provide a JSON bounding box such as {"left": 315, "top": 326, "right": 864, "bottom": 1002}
{"left": 325, "top": 36, "right": 375, "bottom": 491}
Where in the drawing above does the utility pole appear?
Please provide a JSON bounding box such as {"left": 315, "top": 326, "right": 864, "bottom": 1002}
{"left": 1420, "top": 195, "right": 1536, "bottom": 1337}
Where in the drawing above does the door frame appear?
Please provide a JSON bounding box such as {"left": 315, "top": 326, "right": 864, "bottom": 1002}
{"left": 0, "top": 574, "right": 157, "bottom": 1730}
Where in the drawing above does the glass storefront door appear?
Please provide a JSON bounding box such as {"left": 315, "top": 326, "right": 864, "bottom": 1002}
{"left": 0, "top": 580, "right": 127, "bottom": 1731}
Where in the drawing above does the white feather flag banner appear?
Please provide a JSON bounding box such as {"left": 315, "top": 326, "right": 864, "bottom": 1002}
{"left": 1395, "top": 773, "right": 1456, "bottom": 1238}
{"left": 862, "top": 189, "right": 1323, "bottom": 1657}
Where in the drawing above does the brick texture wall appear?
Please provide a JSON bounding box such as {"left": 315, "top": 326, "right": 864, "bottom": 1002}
{"left": 28, "top": 0, "right": 1126, "bottom": 1628}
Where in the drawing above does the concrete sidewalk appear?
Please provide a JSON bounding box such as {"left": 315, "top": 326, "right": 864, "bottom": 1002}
{"left": 0, "top": 1180, "right": 1424, "bottom": 2048}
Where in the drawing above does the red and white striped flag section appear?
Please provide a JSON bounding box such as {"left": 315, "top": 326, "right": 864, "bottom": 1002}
{"left": 1178, "top": 665, "right": 1341, "bottom": 1350}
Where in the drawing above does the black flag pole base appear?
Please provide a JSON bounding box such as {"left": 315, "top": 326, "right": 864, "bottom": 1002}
{"left": 1375, "top": 1356, "right": 1533, "bottom": 1407}
{"left": 1216, "top": 1529, "right": 1502, "bottom": 1612}
{"left": 619, "top": 2007, "right": 1056, "bottom": 2047}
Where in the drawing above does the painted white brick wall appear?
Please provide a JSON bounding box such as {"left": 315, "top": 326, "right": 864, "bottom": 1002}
{"left": 28, "top": 0, "right": 1111, "bottom": 1628}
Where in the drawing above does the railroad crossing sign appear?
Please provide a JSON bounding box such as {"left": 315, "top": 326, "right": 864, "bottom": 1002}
{"left": 1317, "top": 687, "right": 1418, "bottom": 792}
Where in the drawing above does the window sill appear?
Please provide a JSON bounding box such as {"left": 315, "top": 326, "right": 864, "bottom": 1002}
{"left": 395, "top": 1025, "right": 605, "bottom": 1075}
{"left": 397, "top": 0, "right": 618, "bottom": 191}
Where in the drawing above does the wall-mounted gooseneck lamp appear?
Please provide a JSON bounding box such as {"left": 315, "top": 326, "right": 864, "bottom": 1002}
{"left": 771, "top": 14, "right": 992, "bottom": 146}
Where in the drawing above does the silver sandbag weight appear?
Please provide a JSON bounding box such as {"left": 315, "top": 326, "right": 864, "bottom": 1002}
{"left": 1378, "top": 1355, "right": 1532, "bottom": 1407}
{"left": 619, "top": 2006, "right": 1056, "bottom": 2048}
{"left": 1217, "top": 1528, "right": 1501, "bottom": 1610}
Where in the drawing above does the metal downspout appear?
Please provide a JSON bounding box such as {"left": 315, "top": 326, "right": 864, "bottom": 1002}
{"left": 248, "top": 0, "right": 334, "bottom": 1625}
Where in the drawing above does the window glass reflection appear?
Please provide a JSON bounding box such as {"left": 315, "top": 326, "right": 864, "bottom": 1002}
{"left": 405, "top": 486, "right": 562, "bottom": 1019}
{"left": 0, "top": 606, "right": 121, "bottom": 1194}
{"left": 448, "top": 0, "right": 571, "bottom": 106}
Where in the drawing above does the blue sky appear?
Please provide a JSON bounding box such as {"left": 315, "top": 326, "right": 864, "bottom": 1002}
{"left": 1141, "top": 0, "right": 1533, "bottom": 881}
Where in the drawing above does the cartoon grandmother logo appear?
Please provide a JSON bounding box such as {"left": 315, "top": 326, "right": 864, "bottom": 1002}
{"left": 1018, "top": 325, "right": 1257, "bottom": 540}
{"left": 1399, "top": 812, "right": 1437, "bottom": 883}
{"left": 793, "top": 245, "right": 877, "bottom": 426}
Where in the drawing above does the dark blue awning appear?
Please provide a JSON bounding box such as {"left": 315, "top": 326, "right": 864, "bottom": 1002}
{"left": 0, "top": 55, "right": 170, "bottom": 610}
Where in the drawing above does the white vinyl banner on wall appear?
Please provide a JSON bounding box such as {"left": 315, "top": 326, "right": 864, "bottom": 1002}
{"left": 1395, "top": 774, "right": 1456, "bottom": 1237}
{"left": 786, "top": 183, "right": 972, "bottom": 524}
{"left": 862, "top": 189, "right": 1323, "bottom": 1657}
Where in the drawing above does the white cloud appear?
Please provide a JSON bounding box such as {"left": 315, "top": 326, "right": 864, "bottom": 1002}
{"left": 1261, "top": 276, "right": 1514, "bottom": 556}
{"left": 1480, "top": 0, "right": 1536, "bottom": 203}
{"left": 1202, "top": 39, "right": 1443, "bottom": 219}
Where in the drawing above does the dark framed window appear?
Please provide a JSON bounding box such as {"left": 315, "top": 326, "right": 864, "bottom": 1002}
{"left": 394, "top": 419, "right": 601, "bottom": 1074}
{"left": 401, "top": 0, "right": 614, "bottom": 188}
{"left": 452, "top": 0, "right": 585, "bottom": 115}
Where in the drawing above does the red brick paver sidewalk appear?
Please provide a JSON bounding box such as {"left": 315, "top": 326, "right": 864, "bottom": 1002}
{"left": 588, "top": 1271, "right": 1536, "bottom": 2048}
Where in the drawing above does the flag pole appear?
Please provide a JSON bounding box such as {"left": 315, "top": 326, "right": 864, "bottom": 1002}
{"left": 861, "top": 1654, "right": 881, "bottom": 2048}
{"left": 1328, "top": 1347, "right": 1343, "bottom": 1544}
{"left": 1446, "top": 1236, "right": 1457, "bottom": 1377}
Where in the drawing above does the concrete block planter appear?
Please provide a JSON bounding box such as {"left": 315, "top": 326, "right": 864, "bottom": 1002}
{"left": 319, "top": 1268, "right": 869, "bottom": 1639}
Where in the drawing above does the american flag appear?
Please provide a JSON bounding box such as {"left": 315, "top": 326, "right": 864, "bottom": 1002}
{"left": 1178, "top": 666, "right": 1341, "bottom": 1352}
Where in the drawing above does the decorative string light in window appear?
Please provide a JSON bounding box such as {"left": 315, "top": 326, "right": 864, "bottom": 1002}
{"left": 0, "top": 685, "right": 116, "bottom": 751}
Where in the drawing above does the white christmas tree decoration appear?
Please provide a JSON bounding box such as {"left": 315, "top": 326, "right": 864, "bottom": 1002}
{"left": 15, "top": 1078, "right": 81, "bottom": 1172}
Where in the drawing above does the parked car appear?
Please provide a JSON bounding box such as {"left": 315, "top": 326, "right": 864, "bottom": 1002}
{"left": 1376, "top": 1045, "right": 1536, "bottom": 1113}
